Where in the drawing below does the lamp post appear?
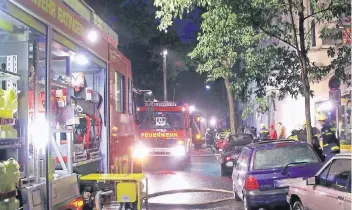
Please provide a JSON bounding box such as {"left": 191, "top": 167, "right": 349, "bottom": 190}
{"left": 161, "top": 49, "right": 168, "bottom": 101}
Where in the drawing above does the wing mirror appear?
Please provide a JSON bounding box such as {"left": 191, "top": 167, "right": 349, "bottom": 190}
{"left": 306, "top": 176, "right": 317, "bottom": 185}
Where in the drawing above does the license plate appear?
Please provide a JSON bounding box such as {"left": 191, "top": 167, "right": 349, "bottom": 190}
{"left": 274, "top": 178, "right": 303, "bottom": 188}
{"left": 153, "top": 148, "right": 167, "bottom": 152}
{"left": 226, "top": 161, "right": 234, "bottom": 167}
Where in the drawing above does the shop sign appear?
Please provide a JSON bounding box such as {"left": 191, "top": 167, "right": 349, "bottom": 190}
{"left": 12, "top": 0, "right": 109, "bottom": 59}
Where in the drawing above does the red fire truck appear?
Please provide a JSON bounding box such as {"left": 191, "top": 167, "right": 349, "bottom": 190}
{"left": 134, "top": 101, "right": 192, "bottom": 167}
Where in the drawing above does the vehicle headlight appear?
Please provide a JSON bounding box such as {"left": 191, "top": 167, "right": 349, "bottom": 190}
{"left": 171, "top": 145, "right": 186, "bottom": 156}
{"left": 133, "top": 144, "right": 148, "bottom": 159}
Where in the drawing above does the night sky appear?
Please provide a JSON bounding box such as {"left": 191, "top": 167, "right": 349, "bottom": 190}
{"left": 85, "top": 0, "right": 228, "bottom": 120}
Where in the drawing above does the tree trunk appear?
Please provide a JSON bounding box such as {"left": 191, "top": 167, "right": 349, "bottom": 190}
{"left": 224, "top": 76, "right": 236, "bottom": 133}
{"left": 298, "top": 1, "right": 313, "bottom": 144}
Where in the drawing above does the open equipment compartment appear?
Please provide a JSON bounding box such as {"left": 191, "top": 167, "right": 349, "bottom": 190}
{"left": 45, "top": 40, "right": 108, "bottom": 174}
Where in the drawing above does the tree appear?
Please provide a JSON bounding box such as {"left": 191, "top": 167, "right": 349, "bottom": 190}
{"left": 186, "top": 3, "right": 259, "bottom": 133}
{"left": 154, "top": 0, "right": 351, "bottom": 143}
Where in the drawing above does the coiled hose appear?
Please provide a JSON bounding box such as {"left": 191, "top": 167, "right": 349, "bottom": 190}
{"left": 146, "top": 188, "right": 235, "bottom": 209}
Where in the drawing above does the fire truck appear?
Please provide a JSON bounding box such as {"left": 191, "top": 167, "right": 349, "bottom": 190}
{"left": 0, "top": 1, "right": 141, "bottom": 209}
{"left": 134, "top": 101, "right": 192, "bottom": 167}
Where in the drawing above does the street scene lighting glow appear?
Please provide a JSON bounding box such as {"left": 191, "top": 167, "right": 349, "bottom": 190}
{"left": 75, "top": 54, "right": 89, "bottom": 65}
{"left": 87, "top": 29, "right": 99, "bottom": 42}
{"left": 205, "top": 85, "right": 211, "bottom": 89}
{"left": 189, "top": 105, "right": 195, "bottom": 113}
{"left": 209, "top": 117, "right": 217, "bottom": 126}
{"left": 162, "top": 49, "right": 168, "bottom": 56}
{"left": 317, "top": 101, "right": 333, "bottom": 111}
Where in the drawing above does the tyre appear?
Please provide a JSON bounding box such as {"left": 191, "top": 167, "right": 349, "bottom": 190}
{"left": 220, "top": 165, "right": 229, "bottom": 176}
{"left": 243, "top": 197, "right": 256, "bottom": 210}
{"left": 234, "top": 190, "right": 241, "bottom": 201}
{"left": 179, "top": 153, "right": 191, "bottom": 170}
{"left": 292, "top": 200, "right": 304, "bottom": 210}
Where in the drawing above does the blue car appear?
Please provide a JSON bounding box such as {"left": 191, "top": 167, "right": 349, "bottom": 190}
{"left": 232, "top": 140, "right": 322, "bottom": 210}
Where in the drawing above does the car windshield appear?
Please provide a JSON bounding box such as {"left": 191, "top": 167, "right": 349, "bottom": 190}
{"left": 253, "top": 144, "right": 319, "bottom": 170}
{"left": 138, "top": 111, "right": 183, "bottom": 129}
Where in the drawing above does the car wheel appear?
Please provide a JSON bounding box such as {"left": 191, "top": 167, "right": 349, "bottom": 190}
{"left": 243, "top": 197, "right": 256, "bottom": 210}
{"left": 220, "top": 165, "right": 228, "bottom": 176}
{"left": 234, "top": 190, "right": 241, "bottom": 201}
{"left": 293, "top": 201, "right": 304, "bottom": 210}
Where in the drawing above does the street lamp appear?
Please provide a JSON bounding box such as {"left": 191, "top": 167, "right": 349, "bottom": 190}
{"left": 205, "top": 85, "right": 211, "bottom": 90}
{"left": 161, "top": 49, "right": 168, "bottom": 101}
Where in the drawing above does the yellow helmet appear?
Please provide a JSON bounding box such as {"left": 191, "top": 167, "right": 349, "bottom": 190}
{"left": 260, "top": 123, "right": 265, "bottom": 128}
{"left": 317, "top": 113, "right": 327, "bottom": 121}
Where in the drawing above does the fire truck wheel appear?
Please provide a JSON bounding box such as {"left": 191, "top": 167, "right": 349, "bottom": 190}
{"left": 179, "top": 153, "right": 191, "bottom": 169}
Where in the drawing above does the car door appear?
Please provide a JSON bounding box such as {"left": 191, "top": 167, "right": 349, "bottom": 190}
{"left": 232, "top": 148, "right": 251, "bottom": 199}
{"left": 307, "top": 158, "right": 351, "bottom": 210}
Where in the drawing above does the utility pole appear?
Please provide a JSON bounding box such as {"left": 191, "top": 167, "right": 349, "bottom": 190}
{"left": 162, "top": 49, "right": 167, "bottom": 101}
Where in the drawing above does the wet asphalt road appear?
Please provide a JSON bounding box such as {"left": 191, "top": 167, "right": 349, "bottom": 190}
{"left": 143, "top": 149, "right": 244, "bottom": 210}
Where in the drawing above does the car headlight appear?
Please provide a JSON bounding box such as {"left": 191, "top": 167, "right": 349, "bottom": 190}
{"left": 171, "top": 145, "right": 186, "bottom": 156}
{"left": 133, "top": 144, "right": 148, "bottom": 159}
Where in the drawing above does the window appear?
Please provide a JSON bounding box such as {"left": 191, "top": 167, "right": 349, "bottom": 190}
{"left": 115, "top": 72, "right": 124, "bottom": 112}
{"left": 236, "top": 148, "right": 251, "bottom": 171}
{"left": 128, "top": 78, "right": 133, "bottom": 114}
{"left": 253, "top": 144, "right": 320, "bottom": 170}
{"left": 138, "top": 111, "right": 183, "bottom": 129}
{"left": 318, "top": 159, "right": 351, "bottom": 192}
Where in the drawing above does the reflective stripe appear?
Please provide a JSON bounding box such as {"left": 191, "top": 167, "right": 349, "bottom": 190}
{"left": 331, "top": 146, "right": 340, "bottom": 151}
{"left": 260, "top": 130, "right": 269, "bottom": 133}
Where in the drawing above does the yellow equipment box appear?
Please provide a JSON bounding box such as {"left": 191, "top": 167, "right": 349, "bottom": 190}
{"left": 80, "top": 173, "right": 148, "bottom": 210}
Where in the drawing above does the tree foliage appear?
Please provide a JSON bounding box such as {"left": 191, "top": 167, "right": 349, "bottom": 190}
{"left": 154, "top": 0, "right": 351, "bottom": 142}
{"left": 185, "top": 3, "right": 260, "bottom": 132}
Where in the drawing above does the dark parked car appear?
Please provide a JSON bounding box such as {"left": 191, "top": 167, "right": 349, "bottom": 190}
{"left": 219, "top": 134, "right": 254, "bottom": 176}
{"left": 232, "top": 140, "right": 322, "bottom": 210}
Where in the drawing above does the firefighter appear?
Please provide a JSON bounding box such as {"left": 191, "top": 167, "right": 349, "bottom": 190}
{"left": 303, "top": 120, "right": 323, "bottom": 160}
{"left": 318, "top": 113, "right": 340, "bottom": 161}
{"left": 205, "top": 128, "right": 214, "bottom": 146}
{"left": 259, "top": 123, "right": 269, "bottom": 139}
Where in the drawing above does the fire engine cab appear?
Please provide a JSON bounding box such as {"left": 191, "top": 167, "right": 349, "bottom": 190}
{"left": 134, "top": 101, "right": 192, "bottom": 167}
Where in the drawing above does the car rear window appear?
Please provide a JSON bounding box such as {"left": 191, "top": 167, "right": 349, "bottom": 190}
{"left": 230, "top": 134, "right": 253, "bottom": 145}
{"left": 224, "top": 135, "right": 253, "bottom": 152}
{"left": 253, "top": 144, "right": 319, "bottom": 170}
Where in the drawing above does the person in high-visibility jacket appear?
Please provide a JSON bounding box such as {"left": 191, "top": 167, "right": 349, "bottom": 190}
{"left": 259, "top": 123, "right": 269, "bottom": 139}
{"left": 318, "top": 113, "right": 340, "bottom": 161}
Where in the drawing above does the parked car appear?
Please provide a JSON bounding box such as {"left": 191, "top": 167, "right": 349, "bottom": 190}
{"left": 219, "top": 134, "right": 254, "bottom": 176}
{"left": 287, "top": 153, "right": 351, "bottom": 210}
{"left": 232, "top": 140, "right": 322, "bottom": 210}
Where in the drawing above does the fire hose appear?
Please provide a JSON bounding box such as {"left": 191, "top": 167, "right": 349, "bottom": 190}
{"left": 147, "top": 188, "right": 235, "bottom": 209}
{"left": 95, "top": 188, "right": 235, "bottom": 209}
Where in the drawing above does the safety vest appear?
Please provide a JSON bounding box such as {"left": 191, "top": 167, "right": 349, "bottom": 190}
{"left": 320, "top": 123, "right": 340, "bottom": 155}
{"left": 259, "top": 128, "right": 269, "bottom": 139}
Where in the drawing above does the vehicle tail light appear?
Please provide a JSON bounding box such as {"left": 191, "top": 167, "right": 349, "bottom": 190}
{"left": 245, "top": 176, "right": 259, "bottom": 190}
{"left": 226, "top": 156, "right": 232, "bottom": 161}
